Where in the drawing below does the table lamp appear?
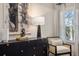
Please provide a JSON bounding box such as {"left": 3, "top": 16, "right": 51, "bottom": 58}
{"left": 32, "top": 17, "right": 45, "bottom": 38}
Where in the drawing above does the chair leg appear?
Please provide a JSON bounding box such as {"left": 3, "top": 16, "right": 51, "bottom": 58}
{"left": 70, "top": 52, "right": 72, "bottom": 56}
{"left": 70, "top": 44, "right": 72, "bottom": 56}
{"left": 55, "top": 54, "right": 57, "bottom": 56}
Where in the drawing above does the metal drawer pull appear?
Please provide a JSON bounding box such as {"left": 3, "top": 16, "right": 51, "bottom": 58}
{"left": 3, "top": 54, "right": 6, "bottom": 56}
{"left": 33, "top": 54, "right": 36, "bottom": 56}
{"left": 43, "top": 51, "right": 45, "bottom": 53}
{"left": 21, "top": 50, "right": 23, "bottom": 52}
{"left": 44, "top": 45, "right": 46, "bottom": 47}
{"left": 33, "top": 47, "right": 36, "bottom": 49}
{"left": 6, "top": 44, "right": 9, "bottom": 47}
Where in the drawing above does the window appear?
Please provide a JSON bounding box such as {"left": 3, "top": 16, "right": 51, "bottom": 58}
{"left": 64, "top": 10, "right": 75, "bottom": 41}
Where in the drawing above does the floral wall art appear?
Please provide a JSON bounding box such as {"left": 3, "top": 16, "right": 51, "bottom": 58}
{"left": 9, "top": 3, "right": 30, "bottom": 34}
{"left": 9, "top": 3, "right": 18, "bottom": 32}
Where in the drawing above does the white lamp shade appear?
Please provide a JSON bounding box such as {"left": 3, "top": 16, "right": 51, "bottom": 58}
{"left": 32, "top": 17, "right": 45, "bottom": 25}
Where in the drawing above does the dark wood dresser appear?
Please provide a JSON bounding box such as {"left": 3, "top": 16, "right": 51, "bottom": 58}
{"left": 0, "top": 38, "right": 48, "bottom": 56}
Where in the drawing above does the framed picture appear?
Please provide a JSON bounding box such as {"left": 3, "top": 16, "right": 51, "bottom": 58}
{"left": 9, "top": 3, "right": 31, "bottom": 35}
{"left": 9, "top": 3, "right": 18, "bottom": 32}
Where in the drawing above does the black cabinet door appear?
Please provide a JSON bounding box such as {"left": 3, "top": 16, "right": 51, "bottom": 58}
{"left": 6, "top": 43, "right": 19, "bottom": 56}
{"left": 37, "top": 41, "right": 48, "bottom": 56}
{"left": 29, "top": 40, "right": 38, "bottom": 56}
{"left": 15, "top": 41, "right": 33, "bottom": 56}
{"left": 0, "top": 44, "right": 6, "bottom": 56}
{"left": 29, "top": 39, "right": 48, "bottom": 56}
{"left": 5, "top": 41, "right": 28, "bottom": 56}
{"left": 5, "top": 41, "right": 34, "bottom": 56}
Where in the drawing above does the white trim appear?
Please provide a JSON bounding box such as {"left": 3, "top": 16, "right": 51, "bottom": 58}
{"left": 74, "top": 9, "right": 79, "bottom": 56}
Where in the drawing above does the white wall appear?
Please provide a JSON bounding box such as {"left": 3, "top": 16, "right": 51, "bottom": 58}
{"left": 75, "top": 3, "right": 79, "bottom": 56}
{"left": 9, "top": 3, "right": 59, "bottom": 40}
{"left": 0, "top": 3, "right": 9, "bottom": 42}
{"left": 27, "top": 3, "right": 59, "bottom": 38}
{"left": 0, "top": 3, "right": 59, "bottom": 40}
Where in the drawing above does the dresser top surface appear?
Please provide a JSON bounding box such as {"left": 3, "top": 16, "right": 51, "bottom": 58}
{"left": 0, "top": 37, "right": 47, "bottom": 45}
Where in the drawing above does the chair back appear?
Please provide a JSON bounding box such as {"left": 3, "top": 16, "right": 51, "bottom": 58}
{"left": 48, "top": 38, "right": 63, "bottom": 46}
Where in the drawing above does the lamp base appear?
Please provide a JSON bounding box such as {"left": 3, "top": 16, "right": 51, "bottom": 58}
{"left": 37, "top": 25, "right": 41, "bottom": 38}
